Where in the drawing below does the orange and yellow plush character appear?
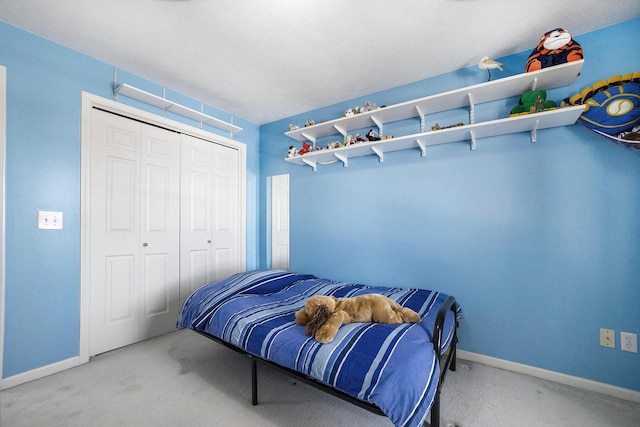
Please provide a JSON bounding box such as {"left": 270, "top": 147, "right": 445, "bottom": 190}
{"left": 525, "top": 28, "right": 583, "bottom": 73}
{"left": 295, "top": 294, "right": 421, "bottom": 344}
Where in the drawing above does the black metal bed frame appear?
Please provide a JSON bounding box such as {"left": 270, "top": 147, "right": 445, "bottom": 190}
{"left": 194, "top": 296, "right": 458, "bottom": 427}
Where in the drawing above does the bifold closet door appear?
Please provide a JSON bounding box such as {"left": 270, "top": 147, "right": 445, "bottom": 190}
{"left": 180, "top": 134, "right": 241, "bottom": 303}
{"left": 89, "top": 108, "right": 180, "bottom": 356}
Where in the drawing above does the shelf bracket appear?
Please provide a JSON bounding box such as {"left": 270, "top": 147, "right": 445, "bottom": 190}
{"left": 371, "top": 115, "right": 384, "bottom": 136}
{"left": 113, "top": 67, "right": 118, "bottom": 101}
{"left": 301, "top": 158, "right": 317, "bottom": 172}
{"left": 371, "top": 146, "right": 384, "bottom": 163}
{"left": 416, "top": 106, "right": 426, "bottom": 133}
{"left": 162, "top": 88, "right": 167, "bottom": 117}
{"left": 530, "top": 77, "right": 539, "bottom": 92}
{"left": 468, "top": 93, "right": 475, "bottom": 124}
{"left": 469, "top": 130, "right": 477, "bottom": 151}
{"left": 531, "top": 119, "right": 539, "bottom": 143}
{"left": 300, "top": 132, "right": 316, "bottom": 145}
{"left": 417, "top": 139, "right": 427, "bottom": 157}
{"left": 334, "top": 153, "right": 348, "bottom": 168}
{"left": 333, "top": 124, "right": 347, "bottom": 137}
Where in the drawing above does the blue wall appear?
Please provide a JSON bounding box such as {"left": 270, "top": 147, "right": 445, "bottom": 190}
{"left": 2, "top": 16, "right": 639, "bottom": 393}
{"left": 260, "top": 18, "right": 640, "bottom": 391}
{"left": 0, "top": 21, "right": 260, "bottom": 378}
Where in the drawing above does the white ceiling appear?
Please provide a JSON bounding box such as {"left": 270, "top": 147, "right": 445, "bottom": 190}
{"left": 1, "top": 0, "right": 639, "bottom": 124}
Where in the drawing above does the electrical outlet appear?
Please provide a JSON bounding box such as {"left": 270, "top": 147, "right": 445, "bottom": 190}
{"left": 621, "top": 332, "right": 638, "bottom": 353}
{"left": 38, "top": 210, "right": 63, "bottom": 230}
{"left": 600, "top": 328, "right": 615, "bottom": 348}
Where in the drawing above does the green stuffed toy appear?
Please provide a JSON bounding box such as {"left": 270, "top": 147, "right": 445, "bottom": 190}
{"left": 510, "top": 90, "right": 557, "bottom": 116}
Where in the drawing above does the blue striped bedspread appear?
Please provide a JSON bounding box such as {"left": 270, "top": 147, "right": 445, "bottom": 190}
{"left": 177, "top": 269, "right": 461, "bottom": 427}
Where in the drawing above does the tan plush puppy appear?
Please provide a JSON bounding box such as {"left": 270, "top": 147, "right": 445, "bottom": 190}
{"left": 295, "top": 294, "right": 421, "bottom": 343}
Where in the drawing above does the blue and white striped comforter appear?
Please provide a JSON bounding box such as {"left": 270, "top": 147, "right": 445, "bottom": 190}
{"left": 177, "top": 269, "right": 460, "bottom": 427}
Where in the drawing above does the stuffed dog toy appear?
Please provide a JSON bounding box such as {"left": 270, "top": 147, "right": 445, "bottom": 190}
{"left": 295, "top": 294, "right": 421, "bottom": 343}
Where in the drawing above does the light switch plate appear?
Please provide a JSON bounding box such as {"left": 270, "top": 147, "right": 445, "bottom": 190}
{"left": 38, "top": 210, "right": 63, "bottom": 229}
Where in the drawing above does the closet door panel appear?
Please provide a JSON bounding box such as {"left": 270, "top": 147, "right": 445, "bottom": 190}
{"left": 143, "top": 253, "right": 171, "bottom": 315}
{"left": 213, "top": 249, "right": 232, "bottom": 281}
{"left": 180, "top": 135, "right": 242, "bottom": 300}
{"left": 139, "top": 125, "right": 180, "bottom": 339}
{"left": 89, "top": 109, "right": 141, "bottom": 356}
{"left": 180, "top": 134, "right": 214, "bottom": 303}
{"left": 105, "top": 255, "right": 136, "bottom": 322}
{"left": 211, "top": 144, "right": 241, "bottom": 282}
{"left": 107, "top": 157, "right": 137, "bottom": 232}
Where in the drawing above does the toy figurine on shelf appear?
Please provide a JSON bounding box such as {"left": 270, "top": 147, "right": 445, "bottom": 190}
{"left": 366, "top": 129, "right": 380, "bottom": 141}
{"left": 288, "top": 124, "right": 300, "bottom": 131}
{"left": 343, "top": 101, "right": 379, "bottom": 117}
{"left": 358, "top": 101, "right": 378, "bottom": 113}
{"left": 510, "top": 90, "right": 557, "bottom": 116}
{"left": 478, "top": 56, "right": 503, "bottom": 81}
{"left": 525, "top": 28, "right": 583, "bottom": 73}
{"left": 431, "top": 122, "right": 464, "bottom": 131}
{"left": 304, "top": 119, "right": 315, "bottom": 127}
{"left": 343, "top": 134, "right": 368, "bottom": 146}
{"left": 366, "top": 129, "right": 393, "bottom": 141}
{"left": 287, "top": 146, "right": 298, "bottom": 157}
{"left": 298, "top": 142, "right": 312, "bottom": 155}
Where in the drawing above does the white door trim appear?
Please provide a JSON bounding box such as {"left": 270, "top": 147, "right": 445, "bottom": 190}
{"left": 0, "top": 65, "right": 6, "bottom": 385}
{"left": 270, "top": 174, "right": 290, "bottom": 270}
{"left": 80, "top": 92, "right": 246, "bottom": 364}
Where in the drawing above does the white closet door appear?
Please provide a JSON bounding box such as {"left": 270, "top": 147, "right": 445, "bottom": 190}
{"left": 89, "top": 109, "right": 180, "bottom": 356}
{"left": 180, "top": 134, "right": 241, "bottom": 303}
{"left": 180, "top": 134, "right": 214, "bottom": 303}
{"left": 89, "top": 110, "right": 141, "bottom": 355}
{"left": 138, "top": 125, "right": 181, "bottom": 339}
{"left": 271, "top": 174, "right": 290, "bottom": 270}
{"left": 211, "top": 142, "right": 241, "bottom": 281}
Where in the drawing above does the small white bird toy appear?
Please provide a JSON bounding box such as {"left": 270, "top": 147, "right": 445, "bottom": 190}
{"left": 478, "top": 56, "right": 503, "bottom": 81}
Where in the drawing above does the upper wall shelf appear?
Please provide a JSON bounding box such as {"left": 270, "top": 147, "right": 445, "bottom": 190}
{"left": 285, "top": 106, "right": 585, "bottom": 170}
{"left": 284, "top": 60, "right": 585, "bottom": 171}
{"left": 285, "top": 60, "right": 584, "bottom": 143}
{"left": 115, "top": 83, "right": 243, "bottom": 137}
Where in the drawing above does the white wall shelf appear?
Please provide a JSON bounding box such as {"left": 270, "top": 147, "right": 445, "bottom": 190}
{"left": 115, "top": 83, "right": 242, "bottom": 137}
{"left": 284, "top": 60, "right": 585, "bottom": 171}
{"left": 285, "top": 106, "right": 585, "bottom": 171}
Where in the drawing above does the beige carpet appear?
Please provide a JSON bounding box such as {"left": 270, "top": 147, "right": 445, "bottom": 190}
{"left": 2, "top": 329, "right": 639, "bottom": 427}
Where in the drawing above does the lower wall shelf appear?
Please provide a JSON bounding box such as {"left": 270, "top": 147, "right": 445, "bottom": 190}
{"left": 284, "top": 105, "right": 586, "bottom": 171}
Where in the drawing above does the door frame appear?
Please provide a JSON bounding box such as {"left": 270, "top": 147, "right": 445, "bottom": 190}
{"left": 80, "top": 92, "right": 246, "bottom": 364}
{"left": 0, "top": 65, "right": 6, "bottom": 384}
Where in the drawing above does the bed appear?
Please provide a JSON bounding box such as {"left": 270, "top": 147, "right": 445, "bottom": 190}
{"left": 177, "top": 269, "right": 461, "bottom": 427}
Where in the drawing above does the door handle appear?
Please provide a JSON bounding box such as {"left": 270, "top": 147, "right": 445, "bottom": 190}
{"left": 142, "top": 242, "right": 148, "bottom": 247}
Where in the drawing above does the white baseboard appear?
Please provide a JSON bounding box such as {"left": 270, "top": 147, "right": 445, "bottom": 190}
{"left": 2, "top": 349, "right": 638, "bottom": 404}
{"left": 457, "top": 350, "right": 640, "bottom": 404}
{"left": 1, "top": 356, "right": 81, "bottom": 390}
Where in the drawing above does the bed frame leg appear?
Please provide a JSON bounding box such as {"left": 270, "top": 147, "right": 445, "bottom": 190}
{"left": 251, "top": 357, "right": 258, "bottom": 406}
{"left": 430, "top": 394, "right": 440, "bottom": 427}
{"left": 450, "top": 335, "right": 458, "bottom": 372}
